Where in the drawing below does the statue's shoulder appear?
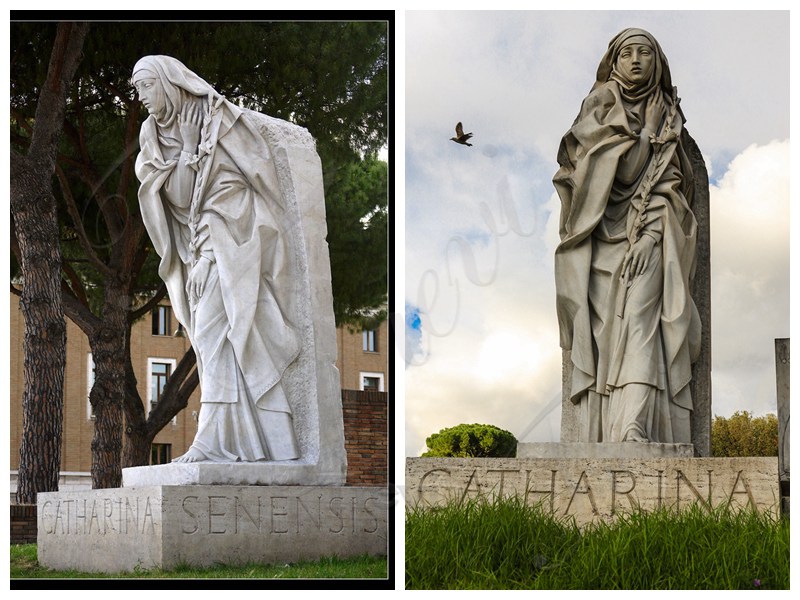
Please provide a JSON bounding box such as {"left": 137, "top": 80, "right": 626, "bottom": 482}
{"left": 579, "top": 81, "right": 618, "bottom": 114}
{"left": 138, "top": 115, "right": 157, "bottom": 144}
{"left": 239, "top": 108, "right": 317, "bottom": 153}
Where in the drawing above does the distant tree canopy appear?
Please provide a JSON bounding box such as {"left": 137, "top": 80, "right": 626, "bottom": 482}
{"left": 326, "top": 156, "right": 388, "bottom": 325}
{"left": 711, "top": 411, "right": 778, "bottom": 457}
{"left": 422, "top": 423, "right": 518, "bottom": 458}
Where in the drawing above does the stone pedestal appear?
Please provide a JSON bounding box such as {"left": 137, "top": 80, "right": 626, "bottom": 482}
{"left": 775, "top": 338, "right": 790, "bottom": 516}
{"left": 517, "top": 442, "right": 694, "bottom": 459}
{"left": 406, "top": 456, "right": 780, "bottom": 527}
{"left": 37, "top": 485, "right": 388, "bottom": 573}
{"left": 122, "top": 460, "right": 345, "bottom": 488}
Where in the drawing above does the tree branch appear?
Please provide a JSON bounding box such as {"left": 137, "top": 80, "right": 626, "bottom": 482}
{"left": 147, "top": 348, "right": 198, "bottom": 432}
{"left": 128, "top": 282, "right": 168, "bottom": 324}
{"left": 61, "top": 281, "right": 100, "bottom": 337}
{"left": 63, "top": 94, "right": 125, "bottom": 241}
{"left": 61, "top": 259, "right": 90, "bottom": 307}
{"left": 27, "top": 22, "right": 90, "bottom": 165}
{"left": 54, "top": 163, "right": 114, "bottom": 278}
{"left": 123, "top": 360, "right": 146, "bottom": 426}
{"left": 10, "top": 106, "right": 34, "bottom": 140}
{"left": 116, "top": 105, "right": 143, "bottom": 234}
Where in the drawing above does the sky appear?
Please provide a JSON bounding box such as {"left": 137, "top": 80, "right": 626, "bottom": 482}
{"left": 403, "top": 10, "right": 791, "bottom": 457}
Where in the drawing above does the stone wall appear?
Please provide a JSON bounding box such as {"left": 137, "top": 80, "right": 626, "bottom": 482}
{"left": 11, "top": 504, "right": 37, "bottom": 545}
{"left": 342, "top": 389, "right": 388, "bottom": 487}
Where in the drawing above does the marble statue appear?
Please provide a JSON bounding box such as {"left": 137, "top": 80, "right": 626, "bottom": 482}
{"left": 553, "top": 28, "right": 701, "bottom": 444}
{"left": 133, "top": 55, "right": 303, "bottom": 463}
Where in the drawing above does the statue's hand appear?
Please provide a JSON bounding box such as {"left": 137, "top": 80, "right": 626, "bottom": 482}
{"left": 644, "top": 92, "right": 665, "bottom": 132}
{"left": 187, "top": 256, "right": 212, "bottom": 305}
{"left": 622, "top": 235, "right": 657, "bottom": 282}
{"left": 179, "top": 101, "right": 203, "bottom": 154}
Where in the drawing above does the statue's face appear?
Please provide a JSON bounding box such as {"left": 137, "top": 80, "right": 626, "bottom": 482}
{"left": 615, "top": 43, "right": 654, "bottom": 84}
{"left": 133, "top": 72, "right": 166, "bottom": 118}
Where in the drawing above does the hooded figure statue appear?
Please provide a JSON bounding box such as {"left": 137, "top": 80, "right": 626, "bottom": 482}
{"left": 553, "top": 29, "right": 701, "bottom": 443}
{"left": 133, "top": 55, "right": 302, "bottom": 462}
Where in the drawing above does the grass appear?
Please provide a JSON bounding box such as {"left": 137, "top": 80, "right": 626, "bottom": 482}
{"left": 406, "top": 495, "right": 789, "bottom": 589}
{"left": 11, "top": 544, "right": 387, "bottom": 579}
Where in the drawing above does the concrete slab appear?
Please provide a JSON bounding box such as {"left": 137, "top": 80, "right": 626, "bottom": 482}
{"left": 38, "top": 485, "right": 388, "bottom": 573}
{"left": 122, "top": 461, "right": 344, "bottom": 488}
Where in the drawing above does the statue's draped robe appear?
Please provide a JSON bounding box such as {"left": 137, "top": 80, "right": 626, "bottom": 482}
{"left": 136, "top": 90, "right": 301, "bottom": 461}
{"left": 553, "top": 79, "right": 701, "bottom": 443}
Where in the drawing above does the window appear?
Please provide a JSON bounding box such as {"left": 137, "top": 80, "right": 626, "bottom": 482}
{"left": 363, "top": 377, "right": 381, "bottom": 391}
{"left": 363, "top": 329, "right": 378, "bottom": 352}
{"left": 86, "top": 353, "right": 95, "bottom": 420}
{"left": 152, "top": 305, "right": 172, "bottom": 336}
{"left": 360, "top": 371, "right": 384, "bottom": 392}
{"left": 150, "top": 443, "right": 172, "bottom": 465}
{"left": 147, "top": 358, "right": 177, "bottom": 423}
{"left": 150, "top": 361, "right": 172, "bottom": 411}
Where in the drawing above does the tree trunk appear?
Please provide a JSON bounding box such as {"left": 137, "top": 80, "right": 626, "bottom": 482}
{"left": 122, "top": 423, "right": 155, "bottom": 468}
{"left": 88, "top": 283, "right": 131, "bottom": 489}
{"left": 11, "top": 155, "right": 67, "bottom": 505}
{"left": 11, "top": 22, "right": 89, "bottom": 505}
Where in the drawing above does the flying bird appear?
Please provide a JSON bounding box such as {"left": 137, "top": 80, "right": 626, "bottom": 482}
{"left": 450, "top": 122, "right": 473, "bottom": 146}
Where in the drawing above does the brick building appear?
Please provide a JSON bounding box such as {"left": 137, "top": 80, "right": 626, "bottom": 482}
{"left": 9, "top": 293, "right": 388, "bottom": 495}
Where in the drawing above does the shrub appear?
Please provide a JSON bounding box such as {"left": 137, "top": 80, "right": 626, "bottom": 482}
{"left": 711, "top": 411, "right": 778, "bottom": 457}
{"left": 421, "top": 423, "right": 517, "bottom": 458}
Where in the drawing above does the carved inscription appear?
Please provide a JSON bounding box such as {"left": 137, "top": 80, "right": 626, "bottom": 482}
{"left": 610, "top": 470, "right": 637, "bottom": 514}
{"left": 180, "top": 493, "right": 384, "bottom": 536}
{"left": 411, "top": 464, "right": 764, "bottom": 518}
{"left": 40, "top": 496, "right": 156, "bottom": 536}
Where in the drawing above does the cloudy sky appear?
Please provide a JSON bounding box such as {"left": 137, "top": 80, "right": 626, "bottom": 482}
{"left": 402, "top": 10, "right": 790, "bottom": 457}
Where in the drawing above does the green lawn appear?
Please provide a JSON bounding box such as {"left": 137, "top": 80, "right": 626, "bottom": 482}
{"left": 11, "top": 544, "right": 387, "bottom": 580}
{"left": 406, "top": 495, "right": 789, "bottom": 589}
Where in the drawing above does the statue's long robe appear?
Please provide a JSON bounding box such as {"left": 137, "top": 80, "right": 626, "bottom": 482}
{"left": 553, "top": 80, "right": 701, "bottom": 442}
{"left": 136, "top": 95, "right": 301, "bottom": 461}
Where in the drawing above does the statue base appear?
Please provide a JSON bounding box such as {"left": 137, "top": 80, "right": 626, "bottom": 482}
{"left": 122, "top": 460, "right": 346, "bottom": 487}
{"left": 37, "top": 484, "right": 388, "bottom": 573}
{"left": 406, "top": 456, "right": 779, "bottom": 527}
{"left": 516, "top": 442, "right": 695, "bottom": 459}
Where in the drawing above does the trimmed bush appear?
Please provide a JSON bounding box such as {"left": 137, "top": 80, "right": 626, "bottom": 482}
{"left": 711, "top": 411, "right": 778, "bottom": 457}
{"left": 422, "top": 423, "right": 517, "bottom": 458}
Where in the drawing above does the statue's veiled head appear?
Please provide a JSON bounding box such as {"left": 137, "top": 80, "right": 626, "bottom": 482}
{"left": 132, "top": 55, "right": 215, "bottom": 127}
{"left": 594, "top": 28, "right": 674, "bottom": 102}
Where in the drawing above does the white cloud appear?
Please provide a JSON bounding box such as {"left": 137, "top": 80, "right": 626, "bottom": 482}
{"left": 710, "top": 140, "right": 790, "bottom": 417}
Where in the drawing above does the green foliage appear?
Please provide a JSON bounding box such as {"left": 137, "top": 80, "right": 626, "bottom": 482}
{"left": 10, "top": 544, "right": 386, "bottom": 579}
{"left": 422, "top": 423, "right": 517, "bottom": 458}
{"left": 406, "top": 497, "right": 790, "bottom": 589}
{"left": 326, "top": 156, "right": 388, "bottom": 326}
{"left": 711, "top": 411, "right": 778, "bottom": 457}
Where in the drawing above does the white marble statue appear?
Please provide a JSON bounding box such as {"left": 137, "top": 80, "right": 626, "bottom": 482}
{"left": 553, "top": 29, "right": 701, "bottom": 444}
{"left": 133, "top": 55, "right": 302, "bottom": 463}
